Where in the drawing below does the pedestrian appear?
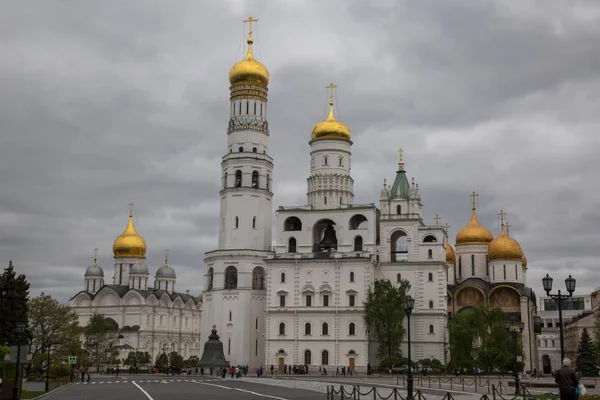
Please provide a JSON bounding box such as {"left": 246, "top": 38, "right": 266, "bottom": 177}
{"left": 555, "top": 358, "right": 579, "bottom": 400}
{"left": 85, "top": 368, "right": 91, "bottom": 383}
{"left": 116, "top": 366, "right": 120, "bottom": 377}
{"left": 80, "top": 368, "right": 85, "bottom": 383}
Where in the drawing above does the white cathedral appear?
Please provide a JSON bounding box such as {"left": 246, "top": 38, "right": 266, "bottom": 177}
{"left": 70, "top": 17, "right": 538, "bottom": 372}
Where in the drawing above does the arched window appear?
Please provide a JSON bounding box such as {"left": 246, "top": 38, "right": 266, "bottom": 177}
{"left": 428, "top": 272, "right": 433, "bottom": 282}
{"left": 238, "top": 146, "right": 243, "bottom": 152}
{"left": 160, "top": 316, "right": 163, "bottom": 326}
{"left": 354, "top": 236, "right": 363, "bottom": 252}
{"left": 305, "top": 322, "right": 311, "bottom": 335}
{"left": 252, "top": 266, "right": 265, "bottom": 290}
{"left": 224, "top": 266, "right": 238, "bottom": 290}
{"left": 223, "top": 172, "right": 227, "bottom": 189}
{"left": 252, "top": 170, "right": 259, "bottom": 188}
{"left": 503, "top": 264, "right": 507, "bottom": 279}
{"left": 229, "top": 311, "right": 232, "bottom": 321}
{"left": 284, "top": 217, "right": 302, "bottom": 231}
{"left": 304, "top": 349, "right": 312, "bottom": 365}
{"left": 349, "top": 322, "right": 356, "bottom": 336}
{"left": 349, "top": 272, "right": 355, "bottom": 283}
{"left": 288, "top": 237, "right": 297, "bottom": 253}
{"left": 429, "top": 325, "right": 434, "bottom": 334}
{"left": 252, "top": 216, "right": 256, "bottom": 229}
{"left": 397, "top": 273, "right": 401, "bottom": 283}
{"left": 423, "top": 235, "right": 437, "bottom": 243}
{"left": 349, "top": 214, "right": 368, "bottom": 230}
{"left": 253, "top": 147, "right": 257, "bottom": 153}
{"left": 281, "top": 272, "right": 286, "bottom": 283}
{"left": 322, "top": 322, "right": 329, "bottom": 335}
{"left": 266, "top": 174, "right": 270, "bottom": 191}
{"left": 428, "top": 249, "right": 433, "bottom": 259}
{"left": 146, "top": 315, "right": 151, "bottom": 326}
{"left": 397, "top": 205, "right": 401, "bottom": 214}
{"left": 321, "top": 350, "right": 329, "bottom": 365}
{"left": 429, "top": 300, "right": 434, "bottom": 309}
{"left": 279, "top": 323, "right": 285, "bottom": 335}
{"left": 235, "top": 170, "right": 242, "bottom": 187}
{"left": 323, "top": 156, "right": 328, "bottom": 166}
{"left": 235, "top": 216, "right": 239, "bottom": 229}
{"left": 458, "top": 256, "right": 462, "bottom": 277}
{"left": 390, "top": 230, "right": 409, "bottom": 262}
{"left": 207, "top": 267, "right": 214, "bottom": 291}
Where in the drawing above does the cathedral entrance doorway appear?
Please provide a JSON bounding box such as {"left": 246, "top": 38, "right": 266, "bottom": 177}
{"left": 542, "top": 354, "right": 552, "bottom": 374}
{"left": 279, "top": 358, "right": 285, "bottom": 369}
{"left": 349, "top": 358, "right": 355, "bottom": 370}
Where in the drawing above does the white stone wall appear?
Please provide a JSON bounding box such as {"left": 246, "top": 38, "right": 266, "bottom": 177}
{"left": 307, "top": 139, "right": 354, "bottom": 209}
{"left": 488, "top": 260, "right": 523, "bottom": 283}
{"left": 454, "top": 244, "right": 489, "bottom": 281}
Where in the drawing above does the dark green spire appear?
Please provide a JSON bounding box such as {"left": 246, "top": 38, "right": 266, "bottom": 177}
{"left": 390, "top": 160, "right": 410, "bottom": 199}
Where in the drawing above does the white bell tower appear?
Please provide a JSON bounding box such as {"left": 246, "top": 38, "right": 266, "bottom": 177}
{"left": 201, "top": 16, "right": 271, "bottom": 368}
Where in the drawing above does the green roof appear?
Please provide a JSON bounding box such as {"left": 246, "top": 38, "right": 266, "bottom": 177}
{"left": 390, "top": 164, "right": 410, "bottom": 199}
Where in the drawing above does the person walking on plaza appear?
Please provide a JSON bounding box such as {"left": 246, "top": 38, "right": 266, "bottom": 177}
{"left": 555, "top": 358, "right": 579, "bottom": 400}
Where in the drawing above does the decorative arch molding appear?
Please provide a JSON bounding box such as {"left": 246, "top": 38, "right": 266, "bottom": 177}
{"left": 159, "top": 294, "right": 171, "bottom": 307}
{"left": 145, "top": 295, "right": 158, "bottom": 305}
{"left": 251, "top": 295, "right": 266, "bottom": 301}
{"left": 223, "top": 295, "right": 239, "bottom": 301}
{"left": 488, "top": 285, "right": 522, "bottom": 299}
{"left": 276, "top": 348, "right": 288, "bottom": 356}
{"left": 301, "top": 284, "right": 316, "bottom": 294}
{"left": 345, "top": 349, "right": 358, "bottom": 357}
{"left": 319, "top": 284, "right": 333, "bottom": 293}
{"left": 173, "top": 298, "right": 185, "bottom": 309}
{"left": 422, "top": 234, "right": 439, "bottom": 243}
{"left": 388, "top": 228, "right": 410, "bottom": 239}
{"left": 454, "top": 285, "right": 486, "bottom": 299}
{"left": 95, "top": 291, "right": 121, "bottom": 307}
{"left": 455, "top": 286, "right": 486, "bottom": 309}
{"left": 123, "top": 291, "right": 144, "bottom": 305}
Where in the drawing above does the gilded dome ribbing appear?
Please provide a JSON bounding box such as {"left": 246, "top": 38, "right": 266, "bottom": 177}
{"left": 113, "top": 206, "right": 147, "bottom": 258}
{"left": 229, "top": 35, "right": 269, "bottom": 86}
{"left": 311, "top": 83, "right": 351, "bottom": 141}
{"left": 488, "top": 225, "right": 523, "bottom": 261}
{"left": 455, "top": 209, "right": 494, "bottom": 246}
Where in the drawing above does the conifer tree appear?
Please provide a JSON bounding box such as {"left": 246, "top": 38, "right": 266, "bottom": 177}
{"left": 576, "top": 328, "right": 599, "bottom": 377}
{"left": 0, "top": 261, "right": 30, "bottom": 345}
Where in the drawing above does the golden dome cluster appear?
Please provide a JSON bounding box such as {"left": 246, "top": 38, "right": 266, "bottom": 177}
{"left": 113, "top": 204, "right": 147, "bottom": 258}
{"left": 229, "top": 17, "right": 269, "bottom": 87}
{"left": 311, "top": 83, "right": 351, "bottom": 141}
{"left": 488, "top": 224, "right": 523, "bottom": 262}
{"left": 445, "top": 241, "right": 456, "bottom": 264}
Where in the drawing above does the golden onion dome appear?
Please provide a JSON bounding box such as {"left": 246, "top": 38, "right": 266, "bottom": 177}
{"left": 455, "top": 209, "right": 494, "bottom": 246}
{"left": 229, "top": 37, "right": 270, "bottom": 86}
{"left": 311, "top": 84, "right": 351, "bottom": 141}
{"left": 445, "top": 242, "right": 456, "bottom": 264}
{"left": 488, "top": 224, "right": 523, "bottom": 262}
{"left": 522, "top": 253, "right": 527, "bottom": 268}
{"left": 113, "top": 205, "right": 147, "bottom": 258}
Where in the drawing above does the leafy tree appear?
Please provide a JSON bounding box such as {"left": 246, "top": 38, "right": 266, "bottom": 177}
{"left": 84, "top": 313, "right": 118, "bottom": 370}
{"left": 169, "top": 351, "right": 184, "bottom": 369}
{"left": 576, "top": 328, "right": 599, "bottom": 377}
{"left": 449, "top": 304, "right": 521, "bottom": 373}
{"left": 363, "top": 278, "right": 411, "bottom": 365}
{"left": 123, "top": 351, "right": 151, "bottom": 367}
{"left": 185, "top": 355, "right": 200, "bottom": 368}
{"left": 28, "top": 293, "right": 81, "bottom": 372}
{"left": 592, "top": 310, "right": 600, "bottom": 364}
{"left": 0, "top": 261, "right": 30, "bottom": 345}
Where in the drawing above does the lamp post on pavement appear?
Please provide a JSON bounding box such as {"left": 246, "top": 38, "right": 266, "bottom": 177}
{"left": 45, "top": 340, "right": 52, "bottom": 392}
{"left": 542, "top": 274, "right": 576, "bottom": 361}
{"left": 12, "top": 323, "right": 26, "bottom": 400}
{"left": 404, "top": 295, "right": 415, "bottom": 400}
{"left": 505, "top": 321, "right": 525, "bottom": 394}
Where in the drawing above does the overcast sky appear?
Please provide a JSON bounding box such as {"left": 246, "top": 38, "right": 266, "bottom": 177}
{"left": 2, "top": 0, "right": 599, "bottom": 304}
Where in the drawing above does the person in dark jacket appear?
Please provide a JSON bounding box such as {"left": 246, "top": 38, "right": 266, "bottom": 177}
{"left": 555, "top": 358, "right": 579, "bottom": 400}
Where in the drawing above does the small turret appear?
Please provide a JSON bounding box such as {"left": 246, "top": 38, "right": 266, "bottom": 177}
{"left": 154, "top": 249, "right": 177, "bottom": 293}
{"left": 84, "top": 248, "right": 104, "bottom": 294}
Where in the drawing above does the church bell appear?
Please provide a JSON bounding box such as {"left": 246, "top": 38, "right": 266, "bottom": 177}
{"left": 198, "top": 325, "right": 231, "bottom": 368}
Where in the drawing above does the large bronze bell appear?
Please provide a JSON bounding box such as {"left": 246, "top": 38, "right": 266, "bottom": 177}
{"left": 198, "top": 325, "right": 230, "bottom": 368}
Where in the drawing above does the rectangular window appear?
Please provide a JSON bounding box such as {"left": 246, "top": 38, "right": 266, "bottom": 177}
{"left": 228, "top": 338, "right": 231, "bottom": 355}
{"left": 503, "top": 264, "right": 506, "bottom": 279}
{"left": 547, "top": 321, "right": 553, "bottom": 328}
{"left": 254, "top": 102, "right": 257, "bottom": 115}
{"left": 279, "top": 295, "right": 286, "bottom": 307}
{"left": 252, "top": 216, "right": 256, "bottom": 229}
{"left": 323, "top": 295, "right": 329, "bottom": 307}
{"left": 349, "top": 295, "right": 355, "bottom": 307}
{"left": 306, "top": 295, "right": 312, "bottom": 307}
{"left": 471, "top": 254, "right": 475, "bottom": 276}
{"left": 515, "top": 264, "right": 518, "bottom": 279}
{"left": 260, "top": 103, "right": 263, "bottom": 116}
{"left": 255, "top": 317, "right": 258, "bottom": 329}
{"left": 255, "top": 339, "right": 258, "bottom": 356}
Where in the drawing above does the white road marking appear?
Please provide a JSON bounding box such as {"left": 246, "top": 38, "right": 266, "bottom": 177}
{"left": 233, "top": 387, "right": 290, "bottom": 400}
{"left": 132, "top": 381, "right": 155, "bottom": 400}
{"left": 192, "top": 381, "right": 232, "bottom": 390}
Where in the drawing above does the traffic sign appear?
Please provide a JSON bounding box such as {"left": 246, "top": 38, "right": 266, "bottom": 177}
{"left": 68, "top": 356, "right": 77, "bottom": 365}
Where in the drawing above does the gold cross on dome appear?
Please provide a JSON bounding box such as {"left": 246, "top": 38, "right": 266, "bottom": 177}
{"left": 398, "top": 148, "right": 404, "bottom": 163}
{"left": 444, "top": 223, "right": 451, "bottom": 237}
{"left": 326, "top": 83, "right": 337, "bottom": 105}
{"left": 434, "top": 214, "right": 441, "bottom": 225}
{"left": 164, "top": 248, "right": 170, "bottom": 265}
{"left": 93, "top": 248, "right": 99, "bottom": 265}
{"left": 505, "top": 222, "right": 512, "bottom": 235}
{"left": 498, "top": 209, "right": 506, "bottom": 226}
{"left": 469, "top": 191, "right": 479, "bottom": 210}
{"left": 243, "top": 16, "right": 258, "bottom": 38}
{"left": 129, "top": 202, "right": 134, "bottom": 217}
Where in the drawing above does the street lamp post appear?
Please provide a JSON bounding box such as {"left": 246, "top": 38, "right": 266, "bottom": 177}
{"left": 162, "top": 345, "right": 169, "bottom": 376}
{"left": 45, "top": 340, "right": 52, "bottom": 392}
{"left": 542, "top": 274, "right": 576, "bottom": 361}
{"left": 404, "top": 296, "right": 415, "bottom": 400}
{"left": 505, "top": 321, "right": 525, "bottom": 394}
{"left": 12, "top": 323, "right": 26, "bottom": 400}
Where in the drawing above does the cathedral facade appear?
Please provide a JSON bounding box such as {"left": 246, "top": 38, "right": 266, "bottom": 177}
{"left": 70, "top": 206, "right": 202, "bottom": 361}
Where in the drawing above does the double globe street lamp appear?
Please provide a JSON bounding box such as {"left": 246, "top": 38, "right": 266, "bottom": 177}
{"left": 403, "top": 295, "right": 415, "bottom": 400}
{"left": 542, "top": 274, "right": 576, "bottom": 361}
{"left": 505, "top": 320, "right": 525, "bottom": 394}
{"left": 13, "top": 323, "right": 26, "bottom": 400}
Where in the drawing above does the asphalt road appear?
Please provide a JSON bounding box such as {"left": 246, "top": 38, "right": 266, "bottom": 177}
{"left": 44, "top": 376, "right": 326, "bottom": 400}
